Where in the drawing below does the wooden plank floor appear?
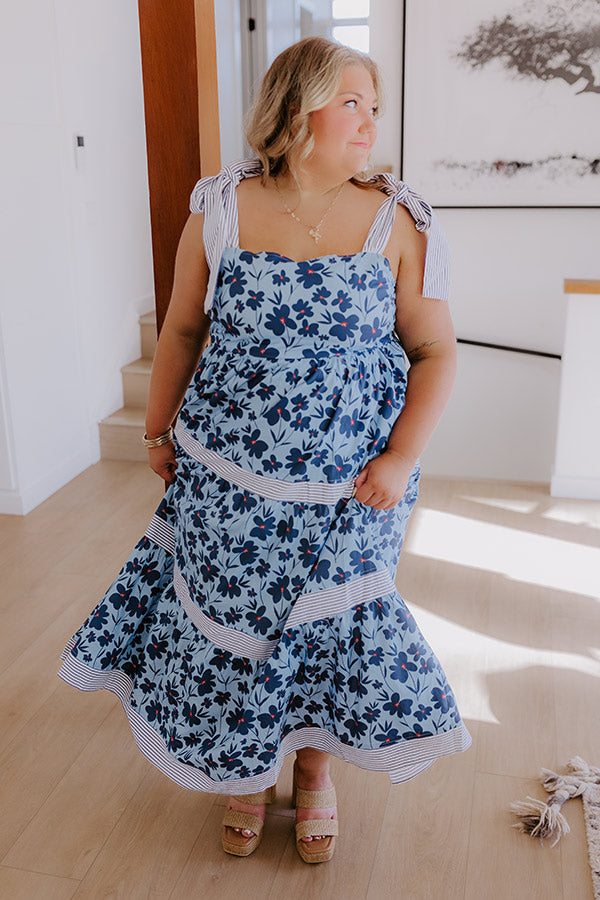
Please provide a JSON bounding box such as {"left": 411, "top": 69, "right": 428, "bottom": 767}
{"left": 1, "top": 461, "right": 599, "bottom": 899}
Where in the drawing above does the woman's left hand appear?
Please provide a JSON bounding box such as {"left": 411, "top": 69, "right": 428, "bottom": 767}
{"left": 353, "top": 450, "right": 414, "bottom": 510}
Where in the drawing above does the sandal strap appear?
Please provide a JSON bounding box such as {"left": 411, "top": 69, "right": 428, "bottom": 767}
{"left": 295, "top": 818, "right": 339, "bottom": 840}
{"left": 294, "top": 785, "right": 337, "bottom": 808}
{"left": 222, "top": 809, "right": 264, "bottom": 835}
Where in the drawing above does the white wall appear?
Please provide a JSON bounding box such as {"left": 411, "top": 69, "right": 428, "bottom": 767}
{"left": 369, "top": 0, "right": 401, "bottom": 175}
{"left": 0, "top": 0, "right": 153, "bottom": 514}
{"left": 421, "top": 173, "right": 598, "bottom": 484}
{"left": 216, "top": 0, "right": 245, "bottom": 165}
{"left": 370, "top": 1, "right": 599, "bottom": 484}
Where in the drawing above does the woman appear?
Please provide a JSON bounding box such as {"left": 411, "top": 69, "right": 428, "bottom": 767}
{"left": 59, "top": 37, "right": 471, "bottom": 864}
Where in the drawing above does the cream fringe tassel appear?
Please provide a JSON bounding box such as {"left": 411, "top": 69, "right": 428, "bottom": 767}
{"left": 510, "top": 757, "right": 600, "bottom": 847}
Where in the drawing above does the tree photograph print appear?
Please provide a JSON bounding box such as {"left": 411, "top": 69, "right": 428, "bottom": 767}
{"left": 401, "top": 0, "right": 600, "bottom": 206}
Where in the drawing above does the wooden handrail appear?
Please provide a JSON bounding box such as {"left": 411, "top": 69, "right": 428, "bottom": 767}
{"left": 564, "top": 279, "right": 600, "bottom": 294}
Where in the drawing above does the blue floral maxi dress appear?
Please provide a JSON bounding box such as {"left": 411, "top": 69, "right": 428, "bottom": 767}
{"left": 59, "top": 161, "right": 471, "bottom": 794}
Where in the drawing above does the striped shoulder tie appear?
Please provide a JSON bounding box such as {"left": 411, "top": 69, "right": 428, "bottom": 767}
{"left": 363, "top": 173, "right": 449, "bottom": 302}
{"left": 189, "top": 159, "right": 263, "bottom": 313}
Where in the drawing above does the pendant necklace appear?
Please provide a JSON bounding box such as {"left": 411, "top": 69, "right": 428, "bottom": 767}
{"left": 274, "top": 178, "right": 345, "bottom": 245}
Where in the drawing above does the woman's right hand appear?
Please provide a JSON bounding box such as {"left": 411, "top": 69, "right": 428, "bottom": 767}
{"left": 148, "top": 441, "right": 178, "bottom": 483}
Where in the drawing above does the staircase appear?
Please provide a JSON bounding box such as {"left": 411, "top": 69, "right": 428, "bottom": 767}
{"left": 99, "top": 311, "right": 156, "bottom": 461}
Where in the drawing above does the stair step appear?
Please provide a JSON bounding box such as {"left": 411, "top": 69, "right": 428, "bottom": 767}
{"left": 99, "top": 407, "right": 147, "bottom": 462}
{"left": 140, "top": 310, "right": 157, "bottom": 360}
{"left": 99, "top": 310, "right": 157, "bottom": 462}
{"left": 122, "top": 357, "right": 152, "bottom": 408}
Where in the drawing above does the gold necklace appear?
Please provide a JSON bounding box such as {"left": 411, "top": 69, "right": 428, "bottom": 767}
{"left": 274, "top": 179, "right": 345, "bottom": 245}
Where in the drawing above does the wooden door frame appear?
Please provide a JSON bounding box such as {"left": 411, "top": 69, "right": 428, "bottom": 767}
{"left": 138, "top": 0, "right": 221, "bottom": 333}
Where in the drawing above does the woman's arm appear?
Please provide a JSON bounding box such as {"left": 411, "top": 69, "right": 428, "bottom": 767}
{"left": 145, "top": 213, "right": 211, "bottom": 482}
{"left": 353, "top": 210, "right": 457, "bottom": 509}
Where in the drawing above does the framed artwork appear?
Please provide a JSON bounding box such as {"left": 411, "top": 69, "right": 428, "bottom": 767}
{"left": 401, "top": 0, "right": 600, "bottom": 207}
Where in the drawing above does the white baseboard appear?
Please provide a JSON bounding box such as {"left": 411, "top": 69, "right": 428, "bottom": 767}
{"left": 0, "top": 447, "right": 93, "bottom": 516}
{"left": 0, "top": 489, "right": 25, "bottom": 515}
{"left": 550, "top": 474, "right": 600, "bottom": 500}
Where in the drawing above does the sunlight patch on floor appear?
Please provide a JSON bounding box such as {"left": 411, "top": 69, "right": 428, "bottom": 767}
{"left": 541, "top": 501, "right": 600, "bottom": 529}
{"left": 407, "top": 603, "right": 498, "bottom": 725}
{"left": 409, "top": 602, "right": 600, "bottom": 727}
{"left": 405, "top": 508, "right": 600, "bottom": 599}
{"left": 458, "top": 495, "right": 539, "bottom": 515}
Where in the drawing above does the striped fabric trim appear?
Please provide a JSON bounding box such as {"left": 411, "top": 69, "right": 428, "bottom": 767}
{"left": 189, "top": 159, "right": 449, "bottom": 311}
{"left": 145, "top": 515, "right": 175, "bottom": 555}
{"left": 173, "top": 564, "right": 396, "bottom": 660}
{"left": 57, "top": 650, "right": 472, "bottom": 794}
{"left": 285, "top": 568, "right": 396, "bottom": 628}
{"left": 174, "top": 566, "right": 279, "bottom": 660}
{"left": 175, "top": 421, "right": 354, "bottom": 504}
{"left": 422, "top": 214, "right": 451, "bottom": 302}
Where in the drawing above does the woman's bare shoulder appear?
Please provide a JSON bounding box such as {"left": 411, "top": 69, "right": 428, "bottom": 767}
{"left": 348, "top": 180, "right": 388, "bottom": 208}
{"left": 236, "top": 174, "right": 266, "bottom": 199}
{"left": 236, "top": 175, "right": 274, "bottom": 217}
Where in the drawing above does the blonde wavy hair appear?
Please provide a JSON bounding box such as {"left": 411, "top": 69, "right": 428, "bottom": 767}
{"left": 245, "top": 37, "right": 382, "bottom": 183}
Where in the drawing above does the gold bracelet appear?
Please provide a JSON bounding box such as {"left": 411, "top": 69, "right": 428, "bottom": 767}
{"left": 142, "top": 427, "right": 173, "bottom": 448}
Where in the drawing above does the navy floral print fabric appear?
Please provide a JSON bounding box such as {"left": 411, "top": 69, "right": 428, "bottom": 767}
{"left": 59, "top": 246, "right": 470, "bottom": 791}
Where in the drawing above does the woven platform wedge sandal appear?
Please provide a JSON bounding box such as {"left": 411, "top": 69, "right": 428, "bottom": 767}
{"left": 221, "top": 786, "right": 277, "bottom": 857}
{"left": 292, "top": 765, "right": 339, "bottom": 863}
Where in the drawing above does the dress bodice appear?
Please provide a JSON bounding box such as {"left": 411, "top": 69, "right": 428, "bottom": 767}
{"left": 210, "top": 248, "right": 397, "bottom": 352}
{"left": 179, "top": 245, "right": 408, "bottom": 484}
{"left": 177, "top": 163, "right": 448, "bottom": 483}
{"left": 189, "top": 159, "right": 450, "bottom": 314}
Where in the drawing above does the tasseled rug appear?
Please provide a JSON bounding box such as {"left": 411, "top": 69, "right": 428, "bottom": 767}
{"left": 510, "top": 757, "right": 600, "bottom": 899}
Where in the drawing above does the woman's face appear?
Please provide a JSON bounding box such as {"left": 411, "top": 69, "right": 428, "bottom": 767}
{"left": 307, "top": 64, "right": 378, "bottom": 175}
